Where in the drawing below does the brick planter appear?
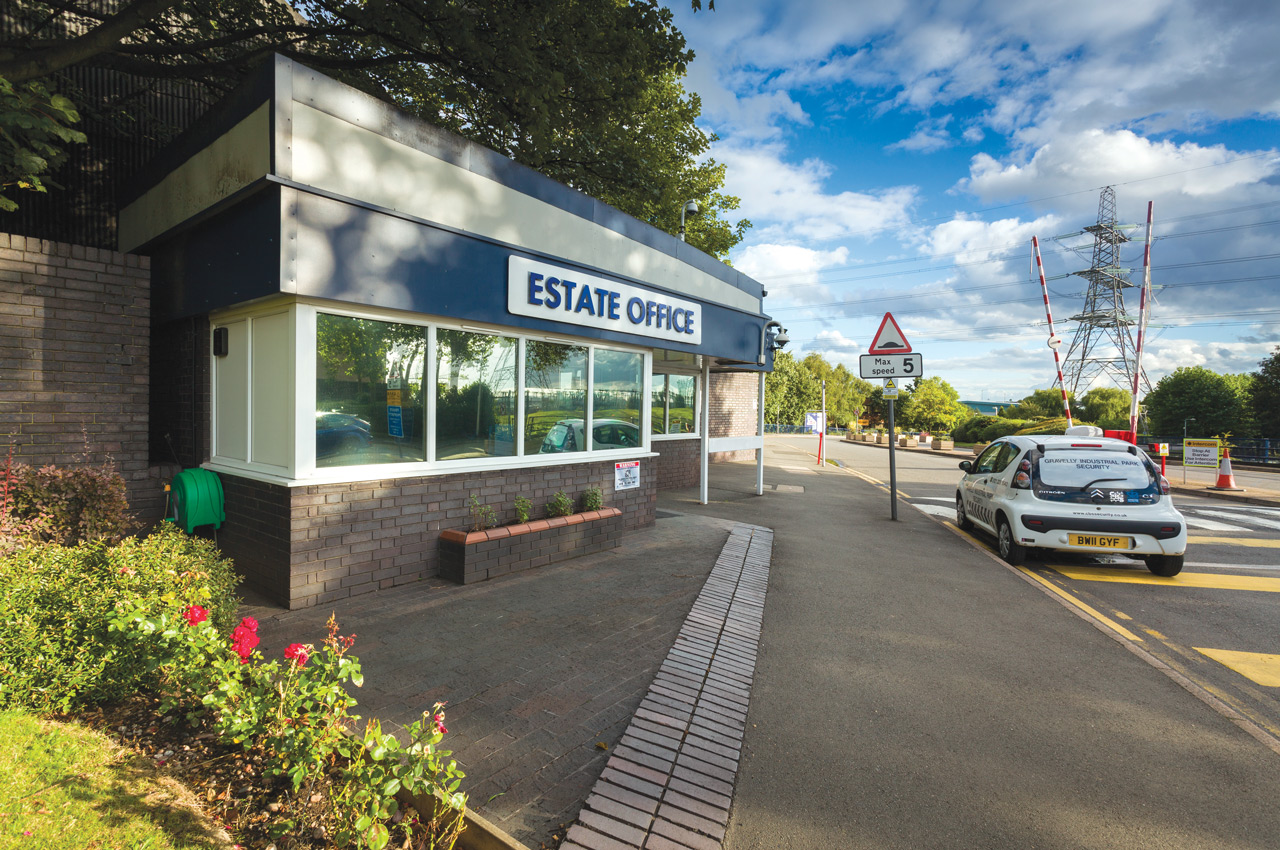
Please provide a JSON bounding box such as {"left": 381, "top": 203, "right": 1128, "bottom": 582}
{"left": 438, "top": 507, "right": 624, "bottom": 585}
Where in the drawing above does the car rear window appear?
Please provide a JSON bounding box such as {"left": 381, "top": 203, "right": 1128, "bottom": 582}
{"left": 1034, "top": 450, "right": 1159, "bottom": 504}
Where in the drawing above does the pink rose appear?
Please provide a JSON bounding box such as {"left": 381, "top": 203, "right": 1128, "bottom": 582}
{"left": 182, "top": 605, "right": 209, "bottom": 627}
{"left": 284, "top": 643, "right": 310, "bottom": 667}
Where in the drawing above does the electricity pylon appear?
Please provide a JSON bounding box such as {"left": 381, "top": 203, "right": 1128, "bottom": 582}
{"left": 1061, "top": 186, "right": 1151, "bottom": 397}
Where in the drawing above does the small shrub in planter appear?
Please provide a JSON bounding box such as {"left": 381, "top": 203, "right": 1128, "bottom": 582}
{"left": 467, "top": 493, "right": 497, "bottom": 531}
{"left": 580, "top": 487, "right": 603, "bottom": 512}
{"left": 513, "top": 495, "right": 532, "bottom": 525}
{"left": 547, "top": 491, "right": 574, "bottom": 518}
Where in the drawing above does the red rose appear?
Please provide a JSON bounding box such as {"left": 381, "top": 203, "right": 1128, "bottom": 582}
{"left": 182, "top": 605, "right": 209, "bottom": 626}
{"left": 230, "top": 619, "right": 260, "bottom": 663}
{"left": 284, "top": 643, "right": 310, "bottom": 667}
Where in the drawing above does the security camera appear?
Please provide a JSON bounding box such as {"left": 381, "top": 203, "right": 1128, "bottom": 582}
{"left": 774, "top": 329, "right": 789, "bottom": 349}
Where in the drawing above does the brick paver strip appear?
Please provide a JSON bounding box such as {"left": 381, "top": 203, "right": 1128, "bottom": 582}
{"left": 568, "top": 524, "right": 773, "bottom": 850}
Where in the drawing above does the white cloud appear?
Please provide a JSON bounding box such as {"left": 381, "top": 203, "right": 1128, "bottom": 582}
{"left": 735, "top": 243, "right": 850, "bottom": 306}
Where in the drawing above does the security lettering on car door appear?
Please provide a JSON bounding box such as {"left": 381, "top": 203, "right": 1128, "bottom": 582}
{"left": 964, "top": 442, "right": 1021, "bottom": 532}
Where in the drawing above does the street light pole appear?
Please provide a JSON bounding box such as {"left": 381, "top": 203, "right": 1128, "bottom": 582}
{"left": 1183, "top": 417, "right": 1196, "bottom": 484}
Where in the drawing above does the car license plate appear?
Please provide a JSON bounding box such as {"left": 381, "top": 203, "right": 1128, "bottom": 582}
{"left": 1069, "top": 534, "right": 1131, "bottom": 550}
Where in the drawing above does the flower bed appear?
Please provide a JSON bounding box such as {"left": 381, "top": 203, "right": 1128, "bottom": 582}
{"left": 438, "top": 507, "right": 624, "bottom": 585}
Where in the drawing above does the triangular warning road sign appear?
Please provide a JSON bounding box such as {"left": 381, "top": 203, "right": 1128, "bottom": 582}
{"left": 884, "top": 378, "right": 897, "bottom": 390}
{"left": 869, "top": 312, "right": 912, "bottom": 354}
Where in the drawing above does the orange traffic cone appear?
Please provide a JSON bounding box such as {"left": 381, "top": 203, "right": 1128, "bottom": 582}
{"left": 1210, "top": 448, "right": 1245, "bottom": 491}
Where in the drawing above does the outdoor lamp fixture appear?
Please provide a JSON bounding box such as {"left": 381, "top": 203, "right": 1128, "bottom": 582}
{"left": 758, "top": 320, "right": 789, "bottom": 365}
{"left": 679, "top": 200, "right": 699, "bottom": 242}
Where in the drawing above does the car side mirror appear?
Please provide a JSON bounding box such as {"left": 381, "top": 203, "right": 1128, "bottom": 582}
{"left": 958, "top": 461, "right": 972, "bottom": 473}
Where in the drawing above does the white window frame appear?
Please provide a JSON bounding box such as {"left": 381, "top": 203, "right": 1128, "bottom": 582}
{"left": 205, "top": 298, "right": 658, "bottom": 485}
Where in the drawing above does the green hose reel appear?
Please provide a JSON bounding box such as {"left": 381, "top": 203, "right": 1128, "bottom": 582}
{"left": 169, "top": 468, "right": 225, "bottom": 533}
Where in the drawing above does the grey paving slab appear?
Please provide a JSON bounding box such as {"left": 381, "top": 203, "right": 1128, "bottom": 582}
{"left": 242, "top": 511, "right": 741, "bottom": 849}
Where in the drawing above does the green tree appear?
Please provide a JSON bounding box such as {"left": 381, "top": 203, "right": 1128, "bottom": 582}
{"left": 900, "top": 377, "right": 965, "bottom": 433}
{"left": 1077, "top": 387, "right": 1132, "bottom": 429}
{"left": 1222, "top": 373, "right": 1258, "bottom": 437}
{"left": 1252, "top": 347, "right": 1280, "bottom": 435}
{"left": 1143, "top": 366, "right": 1248, "bottom": 437}
{"left": 763, "top": 351, "right": 818, "bottom": 426}
{"left": 1002, "top": 388, "right": 1073, "bottom": 420}
{"left": 0, "top": 1, "right": 746, "bottom": 256}
{"left": 0, "top": 75, "right": 86, "bottom": 210}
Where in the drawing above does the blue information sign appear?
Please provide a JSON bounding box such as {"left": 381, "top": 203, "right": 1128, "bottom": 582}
{"left": 387, "top": 405, "right": 404, "bottom": 438}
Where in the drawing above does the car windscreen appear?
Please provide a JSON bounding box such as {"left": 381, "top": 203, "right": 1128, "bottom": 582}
{"left": 1034, "top": 450, "right": 1159, "bottom": 504}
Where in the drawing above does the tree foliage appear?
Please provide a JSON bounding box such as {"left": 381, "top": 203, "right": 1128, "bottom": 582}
{"left": 763, "top": 351, "right": 874, "bottom": 428}
{"left": 0, "top": 1, "right": 747, "bottom": 256}
{"left": 1252, "top": 346, "right": 1280, "bottom": 430}
{"left": 0, "top": 75, "right": 86, "bottom": 211}
{"left": 1076, "top": 387, "right": 1131, "bottom": 429}
{"left": 900, "top": 376, "right": 966, "bottom": 433}
{"left": 1001, "top": 388, "right": 1072, "bottom": 420}
{"left": 1143, "top": 366, "right": 1253, "bottom": 437}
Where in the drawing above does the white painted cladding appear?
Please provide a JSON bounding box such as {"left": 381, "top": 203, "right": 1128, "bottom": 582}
{"left": 289, "top": 103, "right": 759, "bottom": 314}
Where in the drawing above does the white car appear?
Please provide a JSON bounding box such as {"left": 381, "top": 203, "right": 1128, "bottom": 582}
{"left": 956, "top": 427, "right": 1187, "bottom": 576}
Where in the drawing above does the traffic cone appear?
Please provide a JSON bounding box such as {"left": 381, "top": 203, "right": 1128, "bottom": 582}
{"left": 1210, "top": 448, "right": 1245, "bottom": 491}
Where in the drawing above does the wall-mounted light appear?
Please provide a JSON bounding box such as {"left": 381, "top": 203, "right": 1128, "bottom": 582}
{"left": 758, "top": 320, "right": 789, "bottom": 365}
{"left": 212, "top": 327, "right": 229, "bottom": 357}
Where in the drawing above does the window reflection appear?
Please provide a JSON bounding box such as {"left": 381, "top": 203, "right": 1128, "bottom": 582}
{"left": 650, "top": 375, "right": 667, "bottom": 435}
{"left": 593, "top": 349, "right": 643, "bottom": 451}
{"left": 526, "top": 341, "right": 587, "bottom": 454}
{"left": 316, "top": 314, "right": 425, "bottom": 467}
{"left": 668, "top": 375, "right": 696, "bottom": 434}
{"left": 435, "top": 330, "right": 518, "bottom": 460}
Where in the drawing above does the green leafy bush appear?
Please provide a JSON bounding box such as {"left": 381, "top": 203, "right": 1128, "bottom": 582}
{"left": 580, "top": 487, "right": 603, "bottom": 512}
{"left": 546, "top": 491, "right": 574, "bottom": 518}
{"left": 1013, "top": 417, "right": 1091, "bottom": 436}
{"left": 467, "top": 493, "right": 496, "bottom": 532}
{"left": 108, "top": 611, "right": 467, "bottom": 850}
{"left": 0, "top": 523, "right": 240, "bottom": 712}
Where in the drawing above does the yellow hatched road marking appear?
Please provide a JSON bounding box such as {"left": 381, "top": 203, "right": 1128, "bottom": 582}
{"left": 1188, "top": 535, "right": 1280, "bottom": 548}
{"left": 1051, "top": 566, "right": 1280, "bottom": 592}
{"left": 1195, "top": 649, "right": 1280, "bottom": 687}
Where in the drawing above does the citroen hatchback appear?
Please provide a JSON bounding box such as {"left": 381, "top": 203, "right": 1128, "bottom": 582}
{"left": 956, "top": 427, "right": 1187, "bottom": 576}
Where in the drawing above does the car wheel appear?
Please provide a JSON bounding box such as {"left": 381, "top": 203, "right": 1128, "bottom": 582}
{"left": 956, "top": 493, "right": 973, "bottom": 531}
{"left": 1146, "top": 554, "right": 1184, "bottom": 577}
{"left": 997, "top": 517, "right": 1026, "bottom": 566}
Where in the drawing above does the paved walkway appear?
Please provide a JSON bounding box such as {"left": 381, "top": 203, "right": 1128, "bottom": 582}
{"left": 245, "top": 510, "right": 746, "bottom": 849}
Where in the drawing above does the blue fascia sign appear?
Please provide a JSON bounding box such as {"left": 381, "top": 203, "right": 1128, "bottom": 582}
{"left": 507, "top": 256, "right": 702, "bottom": 345}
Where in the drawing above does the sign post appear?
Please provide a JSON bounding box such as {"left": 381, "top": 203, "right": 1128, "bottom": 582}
{"left": 866, "top": 313, "right": 912, "bottom": 521}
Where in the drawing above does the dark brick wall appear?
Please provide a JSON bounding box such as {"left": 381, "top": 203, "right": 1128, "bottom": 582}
{"left": 654, "top": 437, "right": 701, "bottom": 490}
{"left": 150, "top": 316, "right": 210, "bottom": 469}
{"left": 709, "top": 371, "right": 760, "bottom": 462}
{"left": 218, "top": 456, "right": 657, "bottom": 609}
{"left": 0, "top": 232, "right": 172, "bottom": 523}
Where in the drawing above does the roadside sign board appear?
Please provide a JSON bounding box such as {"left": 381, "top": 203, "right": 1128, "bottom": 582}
{"left": 804, "top": 411, "right": 827, "bottom": 433}
{"left": 860, "top": 353, "right": 923, "bottom": 379}
{"left": 387, "top": 405, "right": 404, "bottom": 438}
{"left": 1183, "top": 438, "right": 1220, "bottom": 467}
{"left": 868, "top": 313, "right": 912, "bottom": 354}
{"left": 883, "top": 378, "right": 899, "bottom": 399}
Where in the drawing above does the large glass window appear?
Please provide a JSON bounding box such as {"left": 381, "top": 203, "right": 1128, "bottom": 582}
{"left": 435, "top": 330, "right": 518, "bottom": 460}
{"left": 316, "top": 314, "right": 426, "bottom": 467}
{"left": 525, "top": 341, "right": 587, "bottom": 455}
{"left": 592, "top": 349, "right": 644, "bottom": 451}
{"left": 651, "top": 373, "right": 697, "bottom": 435}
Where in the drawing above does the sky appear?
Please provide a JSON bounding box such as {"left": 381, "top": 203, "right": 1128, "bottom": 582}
{"left": 666, "top": 0, "right": 1280, "bottom": 402}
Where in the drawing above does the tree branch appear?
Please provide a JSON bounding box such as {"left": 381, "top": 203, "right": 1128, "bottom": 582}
{"left": 0, "top": 0, "right": 182, "bottom": 82}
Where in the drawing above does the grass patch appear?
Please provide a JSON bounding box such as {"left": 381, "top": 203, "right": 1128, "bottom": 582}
{"left": 0, "top": 710, "right": 229, "bottom": 850}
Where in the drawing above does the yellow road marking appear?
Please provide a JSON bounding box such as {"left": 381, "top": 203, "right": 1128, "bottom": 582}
{"left": 1188, "top": 535, "right": 1280, "bottom": 548}
{"left": 1013, "top": 566, "right": 1144, "bottom": 642}
{"left": 1051, "top": 566, "right": 1280, "bottom": 592}
{"left": 1195, "top": 649, "right": 1280, "bottom": 687}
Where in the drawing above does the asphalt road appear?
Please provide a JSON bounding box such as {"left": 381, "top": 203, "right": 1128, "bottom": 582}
{"left": 823, "top": 436, "right": 1280, "bottom": 746}
{"left": 667, "top": 437, "right": 1280, "bottom": 850}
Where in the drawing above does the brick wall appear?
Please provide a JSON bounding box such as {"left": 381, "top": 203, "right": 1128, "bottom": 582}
{"left": 0, "top": 232, "right": 171, "bottom": 522}
{"left": 709, "top": 371, "right": 760, "bottom": 462}
{"left": 150, "top": 316, "right": 210, "bottom": 469}
{"left": 217, "top": 456, "right": 657, "bottom": 609}
{"left": 653, "top": 437, "right": 700, "bottom": 490}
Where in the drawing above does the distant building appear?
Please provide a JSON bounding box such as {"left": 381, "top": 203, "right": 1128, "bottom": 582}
{"left": 960, "top": 400, "right": 1016, "bottom": 416}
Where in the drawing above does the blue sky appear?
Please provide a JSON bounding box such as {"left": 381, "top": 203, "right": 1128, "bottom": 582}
{"left": 667, "top": 0, "right": 1280, "bottom": 401}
